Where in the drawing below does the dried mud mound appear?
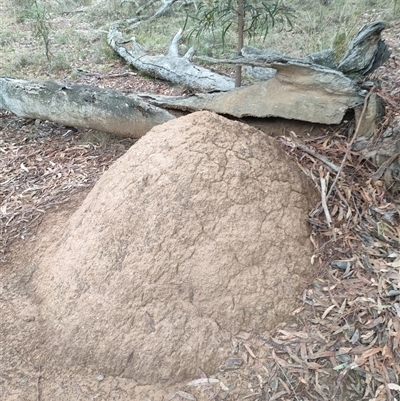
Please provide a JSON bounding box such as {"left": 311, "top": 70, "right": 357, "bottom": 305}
{"left": 33, "top": 111, "right": 317, "bottom": 386}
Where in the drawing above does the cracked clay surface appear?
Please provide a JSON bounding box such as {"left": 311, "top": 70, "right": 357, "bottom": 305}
{"left": 31, "top": 111, "right": 318, "bottom": 387}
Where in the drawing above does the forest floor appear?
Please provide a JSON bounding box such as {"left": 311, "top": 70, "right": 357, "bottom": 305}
{"left": 1, "top": 4, "right": 400, "bottom": 401}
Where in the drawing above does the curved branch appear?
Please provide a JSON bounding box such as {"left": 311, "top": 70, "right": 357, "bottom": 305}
{"left": 107, "top": 26, "right": 235, "bottom": 92}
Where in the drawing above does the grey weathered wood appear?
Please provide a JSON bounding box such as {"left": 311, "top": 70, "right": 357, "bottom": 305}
{"left": 138, "top": 61, "right": 366, "bottom": 125}
{"left": 338, "top": 21, "right": 391, "bottom": 78}
{"left": 107, "top": 27, "right": 235, "bottom": 92}
{"left": 0, "top": 77, "right": 175, "bottom": 138}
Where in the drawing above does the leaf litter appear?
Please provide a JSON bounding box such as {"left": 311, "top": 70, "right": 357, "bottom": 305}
{"left": 1, "top": 36, "right": 400, "bottom": 401}
{"left": 0, "top": 113, "right": 135, "bottom": 260}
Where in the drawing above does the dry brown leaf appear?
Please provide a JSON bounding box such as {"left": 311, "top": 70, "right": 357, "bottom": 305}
{"left": 321, "top": 304, "right": 336, "bottom": 319}
{"left": 269, "top": 390, "right": 287, "bottom": 401}
{"left": 187, "top": 378, "right": 219, "bottom": 386}
{"left": 244, "top": 344, "right": 257, "bottom": 359}
{"left": 271, "top": 351, "right": 289, "bottom": 367}
{"left": 175, "top": 391, "right": 196, "bottom": 400}
{"left": 278, "top": 330, "right": 309, "bottom": 340}
{"left": 361, "top": 348, "right": 382, "bottom": 359}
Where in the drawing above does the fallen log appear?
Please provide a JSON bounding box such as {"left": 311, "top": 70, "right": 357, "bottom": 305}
{"left": 107, "top": 27, "right": 235, "bottom": 92}
{"left": 0, "top": 77, "right": 174, "bottom": 138}
{"left": 137, "top": 61, "right": 366, "bottom": 125}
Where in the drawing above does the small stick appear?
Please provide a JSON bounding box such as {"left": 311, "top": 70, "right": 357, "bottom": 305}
{"left": 276, "top": 363, "right": 302, "bottom": 401}
{"left": 280, "top": 138, "right": 340, "bottom": 172}
{"left": 37, "top": 366, "right": 41, "bottom": 401}
{"left": 74, "top": 69, "right": 137, "bottom": 78}
{"left": 320, "top": 168, "right": 331, "bottom": 227}
{"left": 297, "top": 143, "right": 340, "bottom": 173}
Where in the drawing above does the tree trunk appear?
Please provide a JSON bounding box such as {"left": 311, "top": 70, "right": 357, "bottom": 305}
{"left": 235, "top": 0, "right": 244, "bottom": 87}
{"left": 0, "top": 77, "right": 174, "bottom": 138}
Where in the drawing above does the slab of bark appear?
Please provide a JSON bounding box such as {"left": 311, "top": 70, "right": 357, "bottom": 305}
{"left": 338, "top": 21, "right": 391, "bottom": 78}
{"left": 138, "top": 61, "right": 366, "bottom": 125}
{"left": 107, "top": 26, "right": 235, "bottom": 92}
{"left": 0, "top": 77, "right": 175, "bottom": 138}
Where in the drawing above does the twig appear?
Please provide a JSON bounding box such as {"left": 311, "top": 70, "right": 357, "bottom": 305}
{"left": 74, "top": 69, "right": 137, "bottom": 78}
{"left": 297, "top": 143, "right": 340, "bottom": 172}
{"left": 326, "top": 88, "right": 375, "bottom": 200}
{"left": 108, "top": 72, "right": 137, "bottom": 78}
{"left": 276, "top": 363, "right": 302, "bottom": 401}
{"left": 320, "top": 168, "right": 332, "bottom": 227}
{"left": 135, "top": 0, "right": 159, "bottom": 15}
{"left": 196, "top": 55, "right": 270, "bottom": 68}
{"left": 280, "top": 138, "right": 340, "bottom": 172}
{"left": 37, "top": 366, "right": 41, "bottom": 401}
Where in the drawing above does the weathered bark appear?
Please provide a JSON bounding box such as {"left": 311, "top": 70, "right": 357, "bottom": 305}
{"left": 138, "top": 62, "right": 366, "bottom": 125}
{"left": 338, "top": 21, "right": 391, "bottom": 78}
{"left": 235, "top": 0, "right": 245, "bottom": 87}
{"left": 107, "top": 27, "right": 235, "bottom": 92}
{"left": 0, "top": 77, "right": 174, "bottom": 138}
{"left": 196, "top": 22, "right": 390, "bottom": 81}
{"left": 115, "top": 0, "right": 178, "bottom": 28}
{"left": 352, "top": 98, "right": 400, "bottom": 194}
